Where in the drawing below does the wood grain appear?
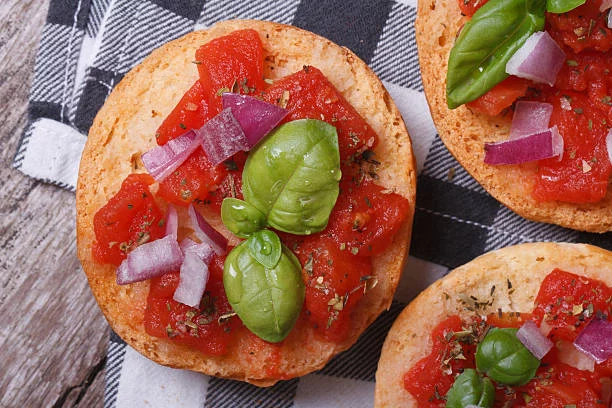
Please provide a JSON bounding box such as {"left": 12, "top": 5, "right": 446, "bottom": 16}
{"left": 0, "top": 0, "right": 109, "bottom": 406}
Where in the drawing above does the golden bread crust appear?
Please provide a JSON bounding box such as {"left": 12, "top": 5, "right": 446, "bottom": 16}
{"left": 374, "top": 242, "right": 612, "bottom": 406}
{"left": 76, "top": 20, "right": 416, "bottom": 386}
{"left": 415, "top": 0, "right": 612, "bottom": 232}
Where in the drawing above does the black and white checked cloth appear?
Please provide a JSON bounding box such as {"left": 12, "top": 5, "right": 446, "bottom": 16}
{"left": 15, "top": 0, "right": 612, "bottom": 406}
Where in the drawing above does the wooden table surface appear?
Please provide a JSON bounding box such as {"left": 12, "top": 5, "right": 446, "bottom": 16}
{"left": 1, "top": 0, "right": 109, "bottom": 406}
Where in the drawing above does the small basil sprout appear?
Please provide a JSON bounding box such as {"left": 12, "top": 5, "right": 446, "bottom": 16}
{"left": 476, "top": 328, "right": 540, "bottom": 386}
{"left": 445, "top": 369, "right": 495, "bottom": 408}
{"left": 221, "top": 197, "right": 266, "bottom": 238}
{"left": 223, "top": 234, "right": 304, "bottom": 343}
{"left": 247, "top": 230, "right": 282, "bottom": 269}
{"left": 242, "top": 119, "right": 341, "bottom": 235}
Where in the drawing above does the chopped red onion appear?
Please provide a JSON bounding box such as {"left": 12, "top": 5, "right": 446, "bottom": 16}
{"left": 573, "top": 318, "right": 612, "bottom": 364}
{"left": 484, "top": 126, "right": 564, "bottom": 165}
{"left": 601, "top": 0, "right": 612, "bottom": 11}
{"left": 557, "top": 340, "right": 596, "bottom": 372}
{"left": 222, "top": 93, "right": 288, "bottom": 148}
{"left": 608, "top": 10, "right": 612, "bottom": 29}
{"left": 188, "top": 204, "right": 227, "bottom": 255}
{"left": 180, "top": 237, "right": 215, "bottom": 264}
{"left": 510, "top": 101, "right": 553, "bottom": 139}
{"left": 506, "top": 31, "right": 566, "bottom": 86}
{"left": 116, "top": 234, "right": 183, "bottom": 285}
{"left": 516, "top": 320, "right": 554, "bottom": 359}
{"left": 165, "top": 205, "right": 178, "bottom": 238}
{"left": 199, "top": 108, "right": 248, "bottom": 165}
{"left": 173, "top": 252, "right": 210, "bottom": 308}
{"left": 141, "top": 130, "right": 202, "bottom": 181}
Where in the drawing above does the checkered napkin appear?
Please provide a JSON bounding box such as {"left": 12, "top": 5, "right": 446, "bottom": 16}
{"left": 15, "top": 0, "right": 612, "bottom": 406}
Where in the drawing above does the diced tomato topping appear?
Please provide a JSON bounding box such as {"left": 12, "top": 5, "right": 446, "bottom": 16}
{"left": 195, "top": 29, "right": 266, "bottom": 114}
{"left": 263, "top": 66, "right": 379, "bottom": 162}
{"left": 457, "top": 0, "right": 489, "bottom": 17}
{"left": 531, "top": 269, "right": 612, "bottom": 342}
{"left": 486, "top": 311, "right": 533, "bottom": 329}
{"left": 285, "top": 235, "right": 372, "bottom": 342}
{"left": 144, "top": 254, "right": 242, "bottom": 356}
{"left": 533, "top": 92, "right": 611, "bottom": 203}
{"left": 92, "top": 174, "right": 165, "bottom": 266}
{"left": 205, "top": 151, "right": 247, "bottom": 211}
{"left": 514, "top": 361, "right": 606, "bottom": 407}
{"left": 546, "top": 0, "right": 612, "bottom": 54}
{"left": 466, "top": 76, "right": 530, "bottom": 116}
{"left": 323, "top": 178, "right": 410, "bottom": 256}
{"left": 155, "top": 81, "right": 213, "bottom": 146}
{"left": 403, "top": 316, "right": 479, "bottom": 407}
{"left": 157, "top": 148, "right": 228, "bottom": 206}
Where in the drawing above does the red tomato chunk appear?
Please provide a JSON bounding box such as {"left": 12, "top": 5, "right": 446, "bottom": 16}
{"left": 531, "top": 268, "right": 612, "bottom": 342}
{"left": 195, "top": 29, "right": 266, "bottom": 114}
{"left": 263, "top": 66, "right": 379, "bottom": 162}
{"left": 155, "top": 81, "right": 212, "bottom": 146}
{"left": 144, "top": 255, "right": 242, "bottom": 356}
{"left": 92, "top": 174, "right": 165, "bottom": 266}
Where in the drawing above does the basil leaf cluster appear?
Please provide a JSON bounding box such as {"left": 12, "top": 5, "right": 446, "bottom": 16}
{"left": 223, "top": 231, "right": 304, "bottom": 343}
{"left": 445, "top": 369, "right": 495, "bottom": 408}
{"left": 475, "top": 327, "right": 540, "bottom": 386}
{"left": 221, "top": 119, "right": 342, "bottom": 343}
{"left": 446, "top": 0, "right": 546, "bottom": 109}
{"left": 242, "top": 119, "right": 341, "bottom": 235}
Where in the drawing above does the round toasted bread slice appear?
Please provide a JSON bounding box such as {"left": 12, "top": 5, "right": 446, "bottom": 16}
{"left": 374, "top": 242, "right": 612, "bottom": 406}
{"left": 415, "top": 0, "right": 612, "bottom": 232}
{"left": 76, "top": 20, "right": 416, "bottom": 386}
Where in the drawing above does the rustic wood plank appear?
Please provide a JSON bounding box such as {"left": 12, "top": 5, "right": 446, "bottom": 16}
{"left": 0, "top": 0, "right": 109, "bottom": 406}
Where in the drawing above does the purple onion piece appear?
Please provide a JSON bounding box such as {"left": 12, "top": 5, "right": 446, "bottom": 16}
{"left": 222, "top": 93, "right": 288, "bottom": 148}
{"left": 188, "top": 204, "right": 227, "bottom": 255}
{"left": 506, "top": 31, "right": 566, "bottom": 86}
{"left": 484, "top": 125, "right": 564, "bottom": 165}
{"left": 173, "top": 252, "right": 210, "bottom": 308}
{"left": 516, "top": 320, "right": 554, "bottom": 360}
{"left": 573, "top": 318, "right": 612, "bottom": 364}
{"left": 141, "top": 130, "right": 202, "bottom": 181}
{"left": 510, "top": 101, "right": 553, "bottom": 140}
{"left": 116, "top": 234, "right": 183, "bottom": 285}
{"left": 165, "top": 205, "right": 178, "bottom": 238}
{"left": 199, "top": 108, "right": 248, "bottom": 165}
{"left": 180, "top": 237, "right": 215, "bottom": 264}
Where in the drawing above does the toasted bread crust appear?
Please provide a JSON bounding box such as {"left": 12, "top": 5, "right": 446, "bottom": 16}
{"left": 374, "top": 242, "right": 612, "bottom": 406}
{"left": 76, "top": 20, "right": 416, "bottom": 385}
{"left": 415, "top": 0, "right": 612, "bottom": 232}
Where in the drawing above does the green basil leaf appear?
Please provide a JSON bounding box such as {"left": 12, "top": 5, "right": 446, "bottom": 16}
{"left": 476, "top": 328, "right": 540, "bottom": 386}
{"left": 223, "top": 239, "right": 304, "bottom": 343}
{"left": 446, "top": 0, "right": 546, "bottom": 109}
{"left": 242, "top": 119, "right": 341, "bottom": 235}
{"left": 445, "top": 369, "right": 495, "bottom": 408}
{"left": 247, "top": 230, "right": 282, "bottom": 269}
{"left": 546, "top": 0, "right": 585, "bottom": 13}
{"left": 221, "top": 198, "right": 267, "bottom": 238}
